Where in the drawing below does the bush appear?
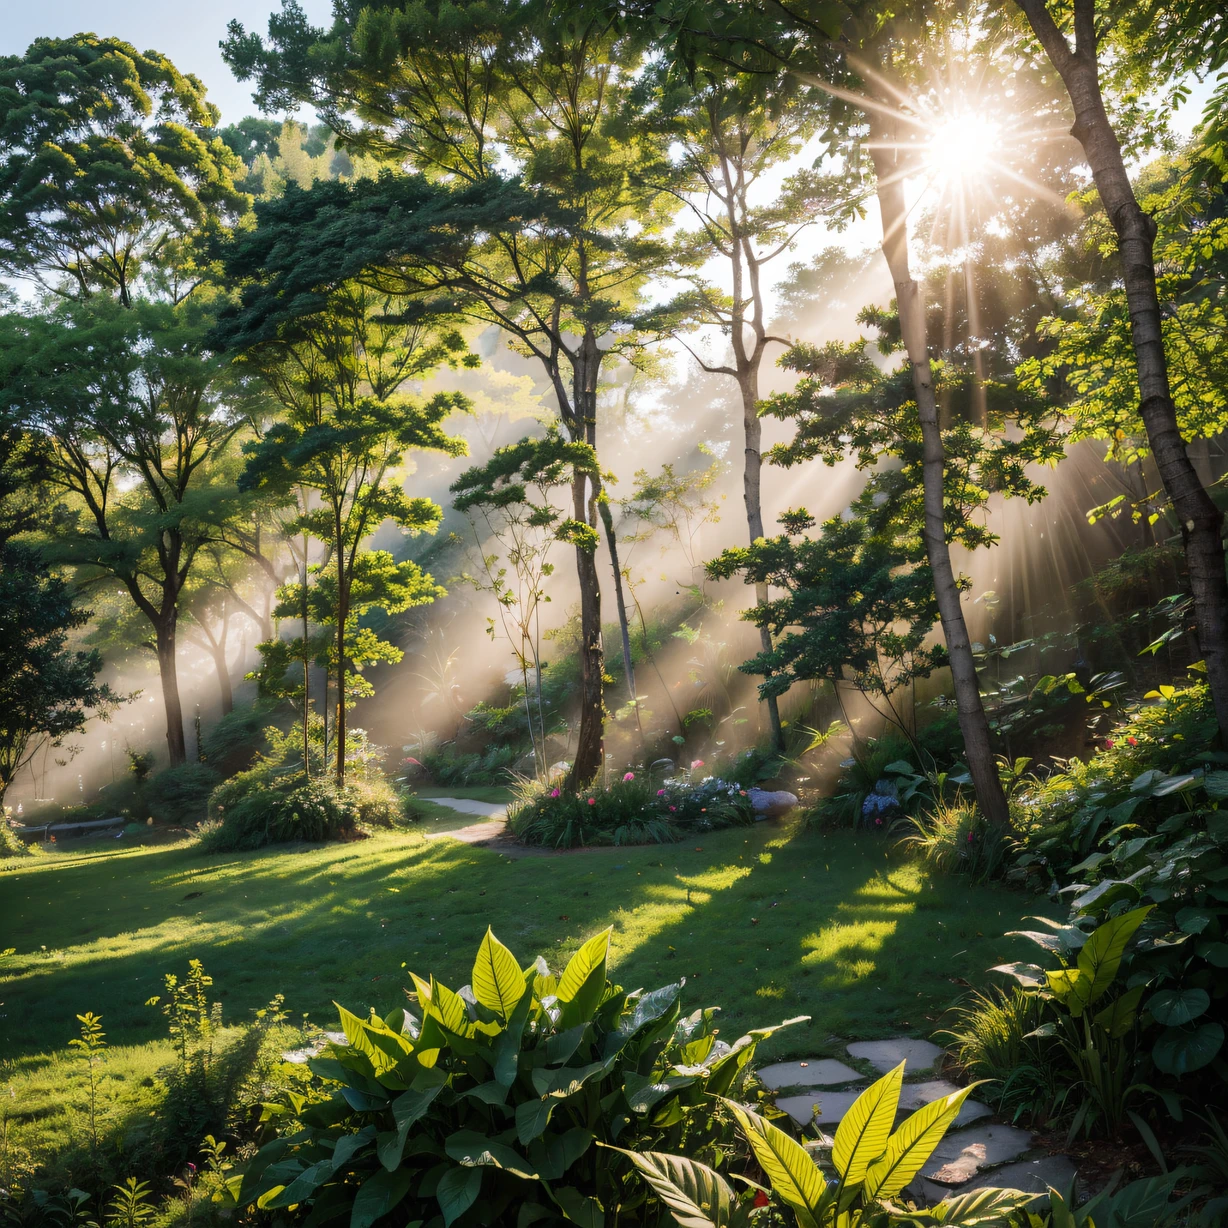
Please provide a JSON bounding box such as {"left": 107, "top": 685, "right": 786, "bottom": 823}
{"left": 199, "top": 780, "right": 358, "bottom": 852}
{"left": 509, "top": 770, "right": 756, "bottom": 849}
{"left": 343, "top": 775, "right": 410, "bottom": 828}
{"left": 421, "top": 742, "right": 521, "bottom": 787}
{"left": 901, "top": 797, "right": 1013, "bottom": 881}
{"left": 145, "top": 763, "right": 221, "bottom": 826}
{"left": 1, "top": 812, "right": 36, "bottom": 858}
{"left": 231, "top": 927, "right": 798, "bottom": 1228}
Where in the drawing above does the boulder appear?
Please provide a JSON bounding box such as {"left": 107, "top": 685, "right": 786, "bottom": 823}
{"left": 748, "top": 788, "right": 799, "bottom": 819}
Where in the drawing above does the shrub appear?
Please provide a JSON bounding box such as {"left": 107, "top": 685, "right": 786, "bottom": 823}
{"left": 509, "top": 770, "right": 755, "bottom": 849}
{"left": 199, "top": 781, "right": 358, "bottom": 852}
{"left": 145, "top": 764, "right": 221, "bottom": 826}
{"left": 231, "top": 927, "right": 799, "bottom": 1228}
{"left": 343, "top": 775, "right": 410, "bottom": 828}
{"left": 901, "top": 797, "right": 1013, "bottom": 881}
{"left": 807, "top": 735, "right": 931, "bottom": 829}
{"left": 1, "top": 811, "right": 36, "bottom": 858}
{"left": 421, "top": 742, "right": 521, "bottom": 787}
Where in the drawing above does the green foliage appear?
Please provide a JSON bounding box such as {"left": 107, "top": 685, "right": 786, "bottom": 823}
{"left": 509, "top": 772, "right": 755, "bottom": 849}
{"left": 620, "top": 1064, "right": 1027, "bottom": 1228}
{"left": 200, "top": 780, "right": 359, "bottom": 852}
{"left": 233, "top": 927, "right": 801, "bottom": 1228}
{"left": 68, "top": 1012, "right": 107, "bottom": 1156}
{"left": 144, "top": 765, "right": 222, "bottom": 827}
{"left": 903, "top": 799, "right": 1013, "bottom": 883}
{"left": 0, "top": 544, "right": 117, "bottom": 806}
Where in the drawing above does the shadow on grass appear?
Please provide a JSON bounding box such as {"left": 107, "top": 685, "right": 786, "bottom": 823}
{"left": 0, "top": 821, "right": 1055, "bottom": 1063}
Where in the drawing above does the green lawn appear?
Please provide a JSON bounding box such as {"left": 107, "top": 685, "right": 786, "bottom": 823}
{"left": 2, "top": 815, "right": 1053, "bottom": 1063}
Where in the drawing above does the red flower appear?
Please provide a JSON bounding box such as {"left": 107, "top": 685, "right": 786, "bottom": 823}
{"left": 753, "top": 1191, "right": 770, "bottom": 1208}
{"left": 1104, "top": 738, "right": 1115, "bottom": 749}
{"left": 1126, "top": 736, "right": 1138, "bottom": 746}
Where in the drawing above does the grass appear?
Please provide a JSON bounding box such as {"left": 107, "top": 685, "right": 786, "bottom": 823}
{"left": 1, "top": 816, "right": 1056, "bottom": 1171}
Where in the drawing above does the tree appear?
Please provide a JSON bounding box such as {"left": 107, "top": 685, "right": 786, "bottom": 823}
{"left": 223, "top": 0, "right": 678, "bottom": 786}
{"left": 0, "top": 34, "right": 246, "bottom": 304}
{"left": 0, "top": 295, "right": 246, "bottom": 765}
{"left": 452, "top": 430, "right": 601, "bottom": 774}
{"left": 224, "top": 281, "right": 469, "bottom": 785}
{"left": 1012, "top": 0, "right": 1228, "bottom": 744}
{"left": 641, "top": 66, "right": 846, "bottom": 750}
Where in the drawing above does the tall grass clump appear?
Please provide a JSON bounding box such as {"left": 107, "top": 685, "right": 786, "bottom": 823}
{"left": 901, "top": 797, "right": 1013, "bottom": 880}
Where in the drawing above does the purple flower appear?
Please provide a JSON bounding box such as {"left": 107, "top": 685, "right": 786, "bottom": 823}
{"left": 549, "top": 787, "right": 560, "bottom": 798}
{"left": 657, "top": 788, "right": 667, "bottom": 796}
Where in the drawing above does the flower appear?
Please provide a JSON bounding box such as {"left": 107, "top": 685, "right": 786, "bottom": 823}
{"left": 587, "top": 797, "right": 596, "bottom": 806}
{"left": 669, "top": 805, "right": 677, "bottom": 812}
{"left": 1126, "top": 736, "right": 1138, "bottom": 746}
{"left": 753, "top": 1191, "right": 770, "bottom": 1209}
{"left": 549, "top": 788, "right": 560, "bottom": 798}
{"left": 874, "top": 818, "right": 882, "bottom": 827}
{"left": 657, "top": 788, "right": 667, "bottom": 796}
{"left": 623, "top": 771, "right": 635, "bottom": 781}
{"left": 1104, "top": 738, "right": 1115, "bottom": 749}
{"left": 739, "top": 789, "right": 747, "bottom": 796}
{"left": 967, "top": 832, "right": 974, "bottom": 843}
{"left": 691, "top": 759, "right": 704, "bottom": 769}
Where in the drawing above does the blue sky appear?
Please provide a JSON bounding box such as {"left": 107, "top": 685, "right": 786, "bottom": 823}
{"left": 1, "top": 1, "right": 332, "bottom": 123}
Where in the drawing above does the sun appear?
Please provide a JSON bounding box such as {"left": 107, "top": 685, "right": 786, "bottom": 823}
{"left": 924, "top": 112, "right": 1003, "bottom": 186}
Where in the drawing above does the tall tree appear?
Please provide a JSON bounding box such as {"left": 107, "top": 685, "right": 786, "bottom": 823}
{"left": 642, "top": 67, "right": 847, "bottom": 749}
{"left": 223, "top": 0, "right": 677, "bottom": 785}
{"left": 220, "top": 280, "right": 469, "bottom": 785}
{"left": 1011, "top": 0, "right": 1228, "bottom": 743}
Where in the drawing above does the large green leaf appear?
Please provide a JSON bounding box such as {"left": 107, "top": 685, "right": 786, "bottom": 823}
{"left": 1092, "top": 986, "right": 1144, "bottom": 1040}
{"left": 556, "top": 929, "right": 611, "bottom": 1026}
{"left": 1152, "top": 1020, "right": 1225, "bottom": 1075}
{"left": 350, "top": 1168, "right": 415, "bottom": 1228}
{"left": 830, "top": 1062, "right": 903, "bottom": 1185}
{"left": 863, "top": 1083, "right": 976, "bottom": 1200}
{"left": 720, "top": 1099, "right": 823, "bottom": 1228}
{"left": 436, "top": 1166, "right": 481, "bottom": 1228}
{"left": 551, "top": 1187, "right": 603, "bottom": 1227}
{"left": 1054, "top": 906, "right": 1152, "bottom": 1015}
{"left": 335, "top": 1003, "right": 410, "bottom": 1079}
{"left": 1148, "top": 987, "right": 1210, "bottom": 1027}
{"left": 606, "top": 1146, "right": 746, "bottom": 1228}
{"left": 515, "top": 1097, "right": 556, "bottom": 1144}
{"left": 472, "top": 928, "right": 527, "bottom": 1022}
{"left": 918, "top": 1187, "right": 1040, "bottom": 1225}
{"left": 445, "top": 1129, "right": 539, "bottom": 1179}
{"left": 494, "top": 982, "right": 534, "bottom": 1089}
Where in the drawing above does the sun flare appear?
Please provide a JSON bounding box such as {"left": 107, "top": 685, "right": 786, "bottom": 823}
{"left": 925, "top": 112, "right": 1003, "bottom": 185}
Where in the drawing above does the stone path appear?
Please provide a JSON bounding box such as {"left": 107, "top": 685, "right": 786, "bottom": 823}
{"left": 419, "top": 797, "right": 548, "bottom": 859}
{"left": 766, "top": 1036, "right": 1077, "bottom": 1210}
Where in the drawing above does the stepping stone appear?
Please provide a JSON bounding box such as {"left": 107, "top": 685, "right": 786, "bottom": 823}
{"left": 758, "top": 1059, "right": 863, "bottom": 1089}
{"left": 778, "top": 1089, "right": 864, "bottom": 1127}
{"left": 897, "top": 1080, "right": 993, "bottom": 1128}
{"left": 919, "top": 1123, "right": 1033, "bottom": 1186}
{"left": 847, "top": 1037, "right": 943, "bottom": 1074}
{"left": 954, "top": 1154, "right": 1077, "bottom": 1203}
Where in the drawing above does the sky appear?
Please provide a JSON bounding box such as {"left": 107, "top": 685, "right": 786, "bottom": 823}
{"left": 1, "top": 0, "right": 332, "bottom": 123}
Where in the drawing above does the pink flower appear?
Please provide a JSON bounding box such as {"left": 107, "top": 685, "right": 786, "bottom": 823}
{"left": 967, "top": 832, "right": 974, "bottom": 843}
{"left": 691, "top": 759, "right": 704, "bottom": 769}
{"left": 1104, "top": 738, "right": 1115, "bottom": 749}
{"left": 549, "top": 788, "right": 560, "bottom": 798}
{"left": 874, "top": 818, "right": 882, "bottom": 827}
{"left": 657, "top": 789, "right": 667, "bottom": 796}
{"left": 669, "top": 805, "right": 677, "bottom": 812}
{"left": 623, "top": 772, "right": 635, "bottom": 781}
{"left": 587, "top": 797, "right": 596, "bottom": 806}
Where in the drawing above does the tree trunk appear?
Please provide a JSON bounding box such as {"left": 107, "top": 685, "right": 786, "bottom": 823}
{"left": 156, "top": 622, "right": 188, "bottom": 767}
{"left": 335, "top": 598, "right": 347, "bottom": 787}
{"left": 1015, "top": 0, "right": 1228, "bottom": 744}
{"left": 740, "top": 371, "right": 785, "bottom": 753}
{"left": 211, "top": 644, "right": 234, "bottom": 716}
{"left": 597, "top": 495, "right": 640, "bottom": 726}
{"left": 568, "top": 470, "right": 605, "bottom": 789}
{"left": 869, "top": 117, "right": 1011, "bottom": 830}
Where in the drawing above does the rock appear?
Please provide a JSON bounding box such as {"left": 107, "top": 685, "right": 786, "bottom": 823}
{"left": 778, "top": 1089, "right": 864, "bottom": 1127}
{"left": 758, "top": 1059, "right": 863, "bottom": 1090}
{"left": 847, "top": 1037, "right": 944, "bottom": 1074}
{"left": 953, "top": 1155, "right": 1077, "bottom": 1204}
{"left": 897, "top": 1080, "right": 993, "bottom": 1128}
{"left": 918, "top": 1123, "right": 1033, "bottom": 1186}
{"left": 748, "top": 789, "right": 799, "bottom": 819}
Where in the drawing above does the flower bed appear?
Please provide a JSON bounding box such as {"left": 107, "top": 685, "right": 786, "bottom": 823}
{"left": 508, "top": 767, "right": 757, "bottom": 848}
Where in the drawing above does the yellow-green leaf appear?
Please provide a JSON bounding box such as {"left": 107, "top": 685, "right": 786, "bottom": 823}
{"left": 863, "top": 1084, "right": 977, "bottom": 1200}
{"left": 831, "top": 1062, "right": 903, "bottom": 1184}
{"left": 557, "top": 929, "right": 611, "bottom": 1004}
{"left": 719, "top": 1099, "right": 822, "bottom": 1228}
{"left": 472, "top": 928, "right": 526, "bottom": 1021}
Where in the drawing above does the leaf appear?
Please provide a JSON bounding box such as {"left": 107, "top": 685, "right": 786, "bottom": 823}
{"left": 436, "top": 1166, "right": 481, "bottom": 1228}
{"left": 516, "top": 1097, "right": 556, "bottom": 1145}
{"left": 472, "top": 928, "right": 527, "bottom": 1022}
{"left": 864, "top": 1083, "right": 977, "bottom": 1200}
{"left": 1064, "top": 906, "right": 1152, "bottom": 1013}
{"left": 1152, "top": 1021, "right": 1225, "bottom": 1075}
{"left": 1092, "top": 986, "right": 1144, "bottom": 1039}
{"left": 606, "top": 1147, "right": 741, "bottom": 1228}
{"left": 831, "top": 1062, "right": 904, "bottom": 1184}
{"left": 351, "top": 1168, "right": 415, "bottom": 1228}
{"left": 556, "top": 929, "right": 611, "bottom": 1026}
{"left": 445, "top": 1129, "right": 538, "bottom": 1179}
{"left": 989, "top": 962, "right": 1047, "bottom": 988}
{"left": 921, "top": 1187, "right": 1041, "bottom": 1224}
{"left": 719, "top": 1099, "right": 823, "bottom": 1228}
{"left": 1148, "top": 988, "right": 1210, "bottom": 1027}
{"left": 551, "top": 1187, "right": 603, "bottom": 1228}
